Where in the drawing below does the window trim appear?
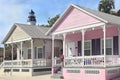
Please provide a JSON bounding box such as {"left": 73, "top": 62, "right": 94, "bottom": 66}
{"left": 84, "top": 40, "right": 92, "bottom": 56}
{"left": 27, "top": 48, "right": 31, "bottom": 59}
{"left": 37, "top": 46, "right": 43, "bottom": 59}
{"left": 101, "top": 37, "right": 113, "bottom": 55}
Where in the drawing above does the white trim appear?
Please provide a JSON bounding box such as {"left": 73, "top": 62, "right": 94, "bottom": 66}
{"left": 52, "top": 22, "right": 105, "bottom": 35}
{"left": 45, "top": 4, "right": 73, "bottom": 35}
{"left": 46, "top": 4, "right": 108, "bottom": 35}
{"left": 5, "top": 38, "right": 31, "bottom": 44}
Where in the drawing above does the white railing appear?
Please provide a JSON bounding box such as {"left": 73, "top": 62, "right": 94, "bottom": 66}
{"left": 84, "top": 55, "right": 104, "bottom": 67}
{"left": 33, "top": 59, "right": 52, "bottom": 67}
{"left": 65, "top": 57, "right": 83, "bottom": 67}
{"left": 4, "top": 59, "right": 32, "bottom": 67}
{"left": 3, "top": 59, "right": 51, "bottom": 68}
{"left": 64, "top": 55, "right": 120, "bottom": 67}
{"left": 106, "top": 55, "right": 120, "bottom": 66}
{"left": 53, "top": 57, "right": 62, "bottom": 67}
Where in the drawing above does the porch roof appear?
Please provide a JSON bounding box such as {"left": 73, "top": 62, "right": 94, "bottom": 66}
{"left": 46, "top": 4, "right": 120, "bottom": 35}
{"left": 2, "top": 23, "right": 51, "bottom": 44}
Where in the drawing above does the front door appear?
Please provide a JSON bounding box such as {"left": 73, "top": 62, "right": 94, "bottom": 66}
{"left": 67, "top": 42, "right": 75, "bottom": 57}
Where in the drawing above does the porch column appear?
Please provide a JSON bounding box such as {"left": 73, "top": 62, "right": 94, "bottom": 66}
{"left": 63, "top": 33, "right": 66, "bottom": 56}
{"left": 31, "top": 39, "right": 34, "bottom": 67}
{"left": 52, "top": 35, "right": 55, "bottom": 67}
{"left": 63, "top": 33, "right": 66, "bottom": 66}
{"left": 82, "top": 30, "right": 85, "bottom": 67}
{"left": 118, "top": 28, "right": 120, "bottom": 56}
{"left": 3, "top": 44, "right": 6, "bottom": 61}
{"left": 11, "top": 43, "right": 13, "bottom": 75}
{"left": 103, "top": 24, "right": 106, "bottom": 67}
{"left": 20, "top": 42, "right": 23, "bottom": 60}
{"left": 52, "top": 35, "right": 55, "bottom": 76}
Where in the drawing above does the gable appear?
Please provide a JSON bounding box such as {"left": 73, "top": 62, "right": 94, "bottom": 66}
{"left": 6, "top": 26, "right": 30, "bottom": 43}
{"left": 54, "top": 7, "right": 101, "bottom": 32}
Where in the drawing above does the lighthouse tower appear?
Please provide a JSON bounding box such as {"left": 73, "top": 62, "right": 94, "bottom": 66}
{"left": 27, "top": 9, "right": 36, "bottom": 25}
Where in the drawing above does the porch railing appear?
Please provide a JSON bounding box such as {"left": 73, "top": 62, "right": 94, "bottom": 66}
{"left": 3, "top": 59, "right": 52, "bottom": 68}
{"left": 33, "top": 59, "right": 52, "bottom": 67}
{"left": 64, "top": 55, "right": 120, "bottom": 67}
{"left": 53, "top": 57, "right": 62, "bottom": 67}
{"left": 4, "top": 59, "right": 32, "bottom": 67}
{"left": 106, "top": 55, "right": 120, "bottom": 67}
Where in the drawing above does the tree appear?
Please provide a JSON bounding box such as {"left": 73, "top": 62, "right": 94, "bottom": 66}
{"left": 47, "top": 14, "right": 60, "bottom": 27}
{"left": 98, "top": 0, "right": 115, "bottom": 13}
{"left": 117, "top": 10, "right": 120, "bottom": 16}
{"left": 40, "top": 14, "right": 60, "bottom": 27}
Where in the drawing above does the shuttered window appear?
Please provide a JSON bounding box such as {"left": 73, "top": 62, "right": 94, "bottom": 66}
{"left": 92, "top": 39, "right": 100, "bottom": 55}
{"left": 113, "top": 36, "right": 118, "bottom": 55}
{"left": 78, "top": 41, "right": 81, "bottom": 56}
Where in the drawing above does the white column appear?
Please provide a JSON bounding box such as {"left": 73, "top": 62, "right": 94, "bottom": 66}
{"left": 52, "top": 35, "right": 55, "bottom": 76}
{"left": 3, "top": 44, "right": 6, "bottom": 61}
{"left": 17, "top": 47, "right": 20, "bottom": 60}
{"left": 11, "top": 44, "right": 13, "bottom": 61}
{"left": 11, "top": 43, "right": 13, "bottom": 76}
{"left": 103, "top": 24, "right": 106, "bottom": 67}
{"left": 52, "top": 35, "right": 55, "bottom": 67}
{"left": 118, "top": 27, "right": 120, "bottom": 56}
{"left": 31, "top": 39, "right": 34, "bottom": 67}
{"left": 63, "top": 33, "right": 66, "bottom": 66}
{"left": 63, "top": 33, "right": 66, "bottom": 56}
{"left": 82, "top": 30, "right": 85, "bottom": 67}
{"left": 20, "top": 42, "right": 23, "bottom": 60}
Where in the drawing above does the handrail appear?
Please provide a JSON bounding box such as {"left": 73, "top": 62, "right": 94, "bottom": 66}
{"left": 0, "top": 62, "right": 4, "bottom": 69}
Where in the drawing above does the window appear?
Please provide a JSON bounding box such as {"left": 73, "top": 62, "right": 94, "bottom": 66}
{"left": 92, "top": 39, "right": 100, "bottom": 55}
{"left": 84, "top": 40, "right": 91, "bottom": 56}
{"left": 78, "top": 41, "right": 81, "bottom": 56}
{"left": 102, "top": 38, "right": 113, "bottom": 55}
{"left": 28, "top": 49, "right": 31, "bottom": 59}
{"left": 37, "top": 47, "right": 43, "bottom": 58}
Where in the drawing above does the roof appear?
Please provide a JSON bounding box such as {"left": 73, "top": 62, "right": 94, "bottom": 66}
{"left": 2, "top": 23, "right": 51, "bottom": 44}
{"left": 46, "top": 4, "right": 120, "bottom": 35}
{"left": 76, "top": 5, "right": 120, "bottom": 25}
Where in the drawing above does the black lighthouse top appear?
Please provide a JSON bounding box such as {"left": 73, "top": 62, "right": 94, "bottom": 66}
{"left": 27, "top": 9, "right": 36, "bottom": 25}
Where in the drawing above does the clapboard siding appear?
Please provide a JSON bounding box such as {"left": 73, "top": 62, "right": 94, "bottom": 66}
{"left": 7, "top": 26, "right": 30, "bottom": 43}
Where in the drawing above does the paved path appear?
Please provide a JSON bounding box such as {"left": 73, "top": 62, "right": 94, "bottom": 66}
{"left": 0, "top": 74, "right": 65, "bottom": 80}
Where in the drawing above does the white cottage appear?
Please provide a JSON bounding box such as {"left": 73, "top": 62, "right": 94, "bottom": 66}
{"left": 1, "top": 10, "right": 62, "bottom": 76}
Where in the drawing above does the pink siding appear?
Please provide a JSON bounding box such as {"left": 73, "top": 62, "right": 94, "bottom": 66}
{"left": 55, "top": 7, "right": 101, "bottom": 32}
{"left": 63, "top": 68, "right": 120, "bottom": 80}
{"left": 63, "top": 68, "right": 106, "bottom": 80}
{"left": 66, "top": 27, "right": 118, "bottom": 56}
{"left": 106, "top": 68, "right": 120, "bottom": 80}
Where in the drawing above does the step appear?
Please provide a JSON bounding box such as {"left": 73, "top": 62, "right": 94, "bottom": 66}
{"left": 57, "top": 71, "right": 62, "bottom": 74}
{"left": 51, "top": 74, "right": 64, "bottom": 79}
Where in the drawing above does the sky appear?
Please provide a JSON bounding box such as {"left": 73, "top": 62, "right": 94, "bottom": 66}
{"left": 0, "top": 0, "right": 120, "bottom": 47}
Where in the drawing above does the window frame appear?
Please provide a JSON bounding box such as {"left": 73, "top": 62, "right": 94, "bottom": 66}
{"left": 84, "top": 40, "right": 92, "bottom": 56}
{"left": 27, "top": 48, "right": 31, "bottom": 59}
{"left": 37, "top": 46, "right": 43, "bottom": 59}
{"left": 101, "top": 37, "right": 113, "bottom": 55}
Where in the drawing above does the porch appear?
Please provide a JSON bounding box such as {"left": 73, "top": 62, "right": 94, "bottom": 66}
{"left": 3, "top": 38, "right": 52, "bottom": 68}
{"left": 52, "top": 23, "right": 120, "bottom": 68}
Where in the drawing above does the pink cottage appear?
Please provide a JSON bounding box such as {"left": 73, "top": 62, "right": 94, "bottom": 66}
{"left": 46, "top": 4, "right": 120, "bottom": 80}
